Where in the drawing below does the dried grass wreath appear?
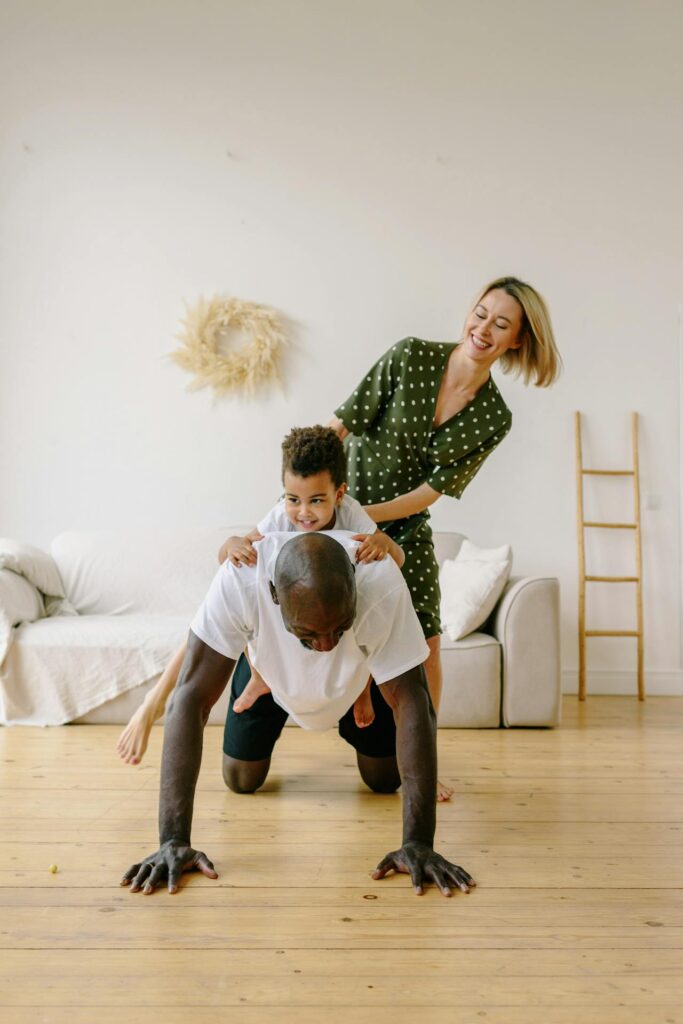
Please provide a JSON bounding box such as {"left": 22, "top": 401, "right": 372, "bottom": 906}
{"left": 170, "top": 295, "right": 288, "bottom": 398}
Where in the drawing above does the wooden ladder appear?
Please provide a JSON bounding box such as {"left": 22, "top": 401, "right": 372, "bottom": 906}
{"left": 574, "top": 411, "right": 644, "bottom": 701}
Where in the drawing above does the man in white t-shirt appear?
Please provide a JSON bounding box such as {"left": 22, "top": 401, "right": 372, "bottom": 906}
{"left": 122, "top": 532, "right": 475, "bottom": 899}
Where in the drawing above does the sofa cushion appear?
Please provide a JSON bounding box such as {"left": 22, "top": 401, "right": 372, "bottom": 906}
{"left": 439, "top": 539, "right": 512, "bottom": 640}
{"left": 439, "top": 631, "right": 501, "bottom": 727}
{"left": 51, "top": 527, "right": 252, "bottom": 616}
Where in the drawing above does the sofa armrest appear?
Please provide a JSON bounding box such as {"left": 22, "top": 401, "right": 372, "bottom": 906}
{"left": 490, "top": 575, "right": 561, "bottom": 727}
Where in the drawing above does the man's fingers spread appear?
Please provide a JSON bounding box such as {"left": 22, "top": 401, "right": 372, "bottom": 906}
{"left": 409, "top": 861, "right": 424, "bottom": 895}
{"left": 430, "top": 869, "right": 453, "bottom": 897}
{"left": 143, "top": 863, "right": 167, "bottom": 893}
{"left": 373, "top": 854, "right": 395, "bottom": 878}
{"left": 447, "top": 866, "right": 474, "bottom": 892}
{"left": 120, "top": 863, "right": 141, "bottom": 885}
{"left": 454, "top": 866, "right": 476, "bottom": 888}
{"left": 130, "top": 862, "right": 153, "bottom": 891}
{"left": 195, "top": 854, "right": 218, "bottom": 879}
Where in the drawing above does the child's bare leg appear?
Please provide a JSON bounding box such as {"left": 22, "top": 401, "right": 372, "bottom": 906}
{"left": 116, "top": 641, "right": 187, "bottom": 765}
{"left": 353, "top": 678, "right": 375, "bottom": 728}
{"left": 233, "top": 655, "right": 272, "bottom": 713}
{"left": 425, "top": 636, "right": 454, "bottom": 802}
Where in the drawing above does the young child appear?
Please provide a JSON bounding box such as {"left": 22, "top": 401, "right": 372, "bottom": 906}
{"left": 116, "top": 425, "right": 404, "bottom": 766}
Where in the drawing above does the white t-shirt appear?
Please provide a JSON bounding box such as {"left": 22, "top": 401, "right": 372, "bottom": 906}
{"left": 191, "top": 531, "right": 429, "bottom": 731}
{"left": 257, "top": 493, "right": 375, "bottom": 536}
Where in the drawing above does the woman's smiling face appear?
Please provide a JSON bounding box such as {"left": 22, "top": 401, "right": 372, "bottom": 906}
{"left": 462, "top": 288, "right": 524, "bottom": 364}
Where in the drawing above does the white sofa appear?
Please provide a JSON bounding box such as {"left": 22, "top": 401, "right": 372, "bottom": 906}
{"left": 0, "top": 528, "right": 560, "bottom": 728}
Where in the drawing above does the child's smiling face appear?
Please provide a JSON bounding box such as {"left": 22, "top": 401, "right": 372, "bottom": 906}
{"left": 283, "top": 470, "right": 346, "bottom": 532}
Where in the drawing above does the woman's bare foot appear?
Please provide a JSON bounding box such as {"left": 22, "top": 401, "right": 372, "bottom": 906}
{"left": 116, "top": 704, "right": 156, "bottom": 765}
{"left": 353, "top": 687, "right": 375, "bottom": 729}
{"left": 233, "top": 674, "right": 272, "bottom": 713}
{"left": 437, "top": 779, "right": 454, "bottom": 802}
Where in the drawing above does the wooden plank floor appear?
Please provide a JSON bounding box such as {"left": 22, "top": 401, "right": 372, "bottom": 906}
{"left": 1, "top": 696, "right": 682, "bottom": 1023}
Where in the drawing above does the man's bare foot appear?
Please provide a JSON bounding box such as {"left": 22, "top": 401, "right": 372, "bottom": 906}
{"left": 233, "top": 674, "right": 272, "bottom": 713}
{"left": 437, "top": 779, "right": 454, "bottom": 802}
{"left": 353, "top": 688, "right": 375, "bottom": 729}
{"left": 116, "top": 704, "right": 156, "bottom": 765}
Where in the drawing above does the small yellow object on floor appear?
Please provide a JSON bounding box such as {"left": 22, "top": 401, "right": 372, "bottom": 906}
{"left": 49, "top": 864, "right": 58, "bottom": 874}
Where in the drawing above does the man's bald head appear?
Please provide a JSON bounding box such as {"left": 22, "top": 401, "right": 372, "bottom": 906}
{"left": 271, "top": 534, "right": 356, "bottom": 652}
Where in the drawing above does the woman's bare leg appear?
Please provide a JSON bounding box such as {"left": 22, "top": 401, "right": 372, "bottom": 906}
{"left": 425, "top": 635, "right": 454, "bottom": 802}
{"left": 116, "top": 641, "right": 187, "bottom": 765}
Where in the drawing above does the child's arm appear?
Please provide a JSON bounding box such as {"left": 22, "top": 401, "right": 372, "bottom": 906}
{"left": 352, "top": 530, "right": 406, "bottom": 568}
{"left": 345, "top": 495, "right": 405, "bottom": 568}
{"left": 218, "top": 528, "right": 263, "bottom": 567}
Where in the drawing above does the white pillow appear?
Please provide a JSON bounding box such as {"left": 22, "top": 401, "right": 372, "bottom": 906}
{"left": 0, "top": 567, "right": 46, "bottom": 667}
{"left": 439, "top": 539, "right": 512, "bottom": 641}
{"left": 0, "top": 537, "right": 66, "bottom": 598}
{"left": 0, "top": 568, "right": 45, "bottom": 626}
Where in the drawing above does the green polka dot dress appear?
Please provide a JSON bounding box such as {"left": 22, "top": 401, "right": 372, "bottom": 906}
{"left": 334, "top": 337, "right": 512, "bottom": 638}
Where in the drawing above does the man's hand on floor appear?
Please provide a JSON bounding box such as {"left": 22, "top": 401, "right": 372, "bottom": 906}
{"left": 121, "top": 840, "right": 218, "bottom": 895}
{"left": 373, "top": 840, "right": 475, "bottom": 896}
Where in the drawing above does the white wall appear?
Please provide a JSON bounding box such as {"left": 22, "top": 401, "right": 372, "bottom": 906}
{"left": 1, "top": 0, "right": 681, "bottom": 693}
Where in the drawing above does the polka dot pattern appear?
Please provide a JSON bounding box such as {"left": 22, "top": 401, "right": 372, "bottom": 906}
{"left": 334, "top": 337, "right": 512, "bottom": 637}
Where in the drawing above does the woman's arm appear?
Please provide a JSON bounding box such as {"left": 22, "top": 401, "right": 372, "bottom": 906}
{"left": 144, "top": 641, "right": 188, "bottom": 719}
{"left": 327, "top": 416, "right": 349, "bottom": 442}
{"left": 364, "top": 482, "right": 441, "bottom": 523}
{"left": 331, "top": 404, "right": 440, "bottom": 524}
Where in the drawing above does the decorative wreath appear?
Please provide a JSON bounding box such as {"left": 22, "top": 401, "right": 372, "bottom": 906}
{"left": 170, "top": 295, "right": 288, "bottom": 398}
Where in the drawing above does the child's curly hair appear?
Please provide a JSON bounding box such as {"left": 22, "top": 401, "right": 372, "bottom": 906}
{"left": 281, "top": 426, "right": 347, "bottom": 489}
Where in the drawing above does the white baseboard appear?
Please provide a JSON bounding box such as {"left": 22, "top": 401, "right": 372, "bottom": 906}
{"left": 562, "top": 670, "right": 683, "bottom": 696}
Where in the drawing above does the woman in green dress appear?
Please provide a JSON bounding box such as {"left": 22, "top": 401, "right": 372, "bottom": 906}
{"left": 329, "top": 276, "right": 561, "bottom": 800}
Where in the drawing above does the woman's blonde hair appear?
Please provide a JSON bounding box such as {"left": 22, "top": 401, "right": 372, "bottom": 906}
{"left": 468, "top": 276, "right": 562, "bottom": 387}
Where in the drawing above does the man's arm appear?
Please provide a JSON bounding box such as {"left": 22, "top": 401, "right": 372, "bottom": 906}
{"left": 376, "top": 665, "right": 475, "bottom": 896}
{"left": 121, "top": 630, "right": 236, "bottom": 895}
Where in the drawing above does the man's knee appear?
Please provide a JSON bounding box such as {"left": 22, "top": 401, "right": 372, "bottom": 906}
{"left": 222, "top": 754, "right": 270, "bottom": 794}
{"left": 366, "top": 776, "right": 400, "bottom": 794}
{"left": 356, "top": 752, "right": 401, "bottom": 794}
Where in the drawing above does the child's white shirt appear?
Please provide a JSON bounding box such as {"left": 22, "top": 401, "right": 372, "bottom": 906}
{"left": 256, "top": 493, "right": 376, "bottom": 535}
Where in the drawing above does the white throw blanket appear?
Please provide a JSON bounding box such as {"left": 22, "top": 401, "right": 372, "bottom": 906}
{"left": 0, "top": 528, "right": 234, "bottom": 726}
{"left": 0, "top": 613, "right": 187, "bottom": 726}
{"left": 0, "top": 537, "right": 182, "bottom": 725}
